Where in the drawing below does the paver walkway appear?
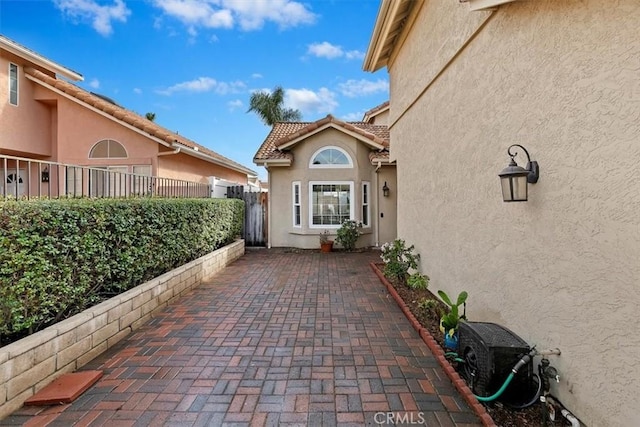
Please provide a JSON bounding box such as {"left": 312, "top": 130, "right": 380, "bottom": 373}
{"left": 4, "top": 249, "right": 481, "bottom": 426}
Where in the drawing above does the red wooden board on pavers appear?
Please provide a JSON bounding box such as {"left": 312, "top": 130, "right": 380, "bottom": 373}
{"left": 24, "top": 370, "right": 103, "bottom": 406}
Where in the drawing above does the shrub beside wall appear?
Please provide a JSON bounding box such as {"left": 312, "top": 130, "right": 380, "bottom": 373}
{"left": 0, "top": 198, "right": 244, "bottom": 341}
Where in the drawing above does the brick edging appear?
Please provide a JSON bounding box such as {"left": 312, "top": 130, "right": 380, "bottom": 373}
{"left": 369, "top": 262, "right": 496, "bottom": 427}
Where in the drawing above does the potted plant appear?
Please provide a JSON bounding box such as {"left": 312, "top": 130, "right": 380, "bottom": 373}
{"left": 437, "top": 290, "right": 468, "bottom": 350}
{"left": 319, "top": 230, "right": 333, "bottom": 252}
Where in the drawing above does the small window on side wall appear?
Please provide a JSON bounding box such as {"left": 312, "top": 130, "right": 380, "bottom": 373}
{"left": 292, "top": 181, "right": 301, "bottom": 227}
{"left": 309, "top": 146, "right": 353, "bottom": 168}
{"left": 362, "top": 181, "right": 370, "bottom": 227}
{"left": 9, "top": 63, "right": 18, "bottom": 106}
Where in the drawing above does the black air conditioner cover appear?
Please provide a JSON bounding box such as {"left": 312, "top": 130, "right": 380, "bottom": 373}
{"left": 457, "top": 321, "right": 533, "bottom": 403}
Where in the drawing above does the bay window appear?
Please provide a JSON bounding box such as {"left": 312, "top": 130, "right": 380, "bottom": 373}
{"left": 309, "top": 181, "right": 354, "bottom": 227}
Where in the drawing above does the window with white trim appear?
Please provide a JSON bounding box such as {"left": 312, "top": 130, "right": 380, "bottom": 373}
{"left": 309, "top": 146, "right": 353, "bottom": 168}
{"left": 362, "top": 181, "right": 370, "bottom": 227}
{"left": 309, "top": 181, "right": 354, "bottom": 227}
{"left": 9, "top": 63, "right": 18, "bottom": 106}
{"left": 292, "top": 181, "right": 301, "bottom": 227}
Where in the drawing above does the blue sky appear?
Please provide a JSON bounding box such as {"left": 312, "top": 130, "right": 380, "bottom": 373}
{"left": 0, "top": 0, "right": 388, "bottom": 179}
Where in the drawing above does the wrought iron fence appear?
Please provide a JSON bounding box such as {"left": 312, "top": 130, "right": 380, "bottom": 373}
{"left": 1, "top": 155, "right": 211, "bottom": 200}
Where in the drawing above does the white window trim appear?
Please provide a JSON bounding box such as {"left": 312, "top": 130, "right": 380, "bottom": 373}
{"left": 362, "top": 181, "right": 371, "bottom": 228}
{"left": 9, "top": 63, "right": 18, "bottom": 106}
{"left": 308, "top": 181, "right": 354, "bottom": 229}
{"left": 309, "top": 146, "right": 353, "bottom": 169}
{"left": 292, "top": 181, "right": 301, "bottom": 228}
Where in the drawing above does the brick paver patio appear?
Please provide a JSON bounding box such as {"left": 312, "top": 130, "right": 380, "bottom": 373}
{"left": 4, "top": 249, "right": 481, "bottom": 426}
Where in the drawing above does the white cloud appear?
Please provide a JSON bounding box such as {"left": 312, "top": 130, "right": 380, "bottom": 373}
{"left": 285, "top": 87, "right": 337, "bottom": 116}
{"left": 157, "top": 77, "right": 246, "bottom": 95}
{"left": 227, "top": 99, "right": 243, "bottom": 111}
{"left": 338, "top": 79, "right": 389, "bottom": 98}
{"left": 345, "top": 50, "right": 365, "bottom": 60}
{"left": 151, "top": 0, "right": 315, "bottom": 32}
{"left": 133, "top": 88, "right": 142, "bottom": 94}
{"left": 53, "top": 0, "right": 130, "bottom": 36}
{"left": 88, "top": 78, "right": 100, "bottom": 89}
{"left": 307, "top": 42, "right": 342, "bottom": 59}
{"left": 251, "top": 73, "right": 263, "bottom": 79}
{"left": 306, "top": 42, "right": 364, "bottom": 61}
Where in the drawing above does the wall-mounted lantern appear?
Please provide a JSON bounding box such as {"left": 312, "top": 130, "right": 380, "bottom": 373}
{"left": 498, "top": 144, "right": 539, "bottom": 202}
{"left": 41, "top": 166, "right": 50, "bottom": 183}
{"left": 382, "top": 181, "right": 390, "bottom": 197}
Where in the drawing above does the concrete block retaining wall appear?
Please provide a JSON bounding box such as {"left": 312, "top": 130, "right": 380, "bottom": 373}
{"left": 0, "top": 239, "right": 245, "bottom": 420}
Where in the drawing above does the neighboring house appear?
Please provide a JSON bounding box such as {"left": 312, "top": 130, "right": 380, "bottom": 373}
{"left": 0, "top": 34, "right": 257, "bottom": 197}
{"left": 364, "top": 1, "right": 639, "bottom": 426}
{"left": 253, "top": 106, "right": 395, "bottom": 249}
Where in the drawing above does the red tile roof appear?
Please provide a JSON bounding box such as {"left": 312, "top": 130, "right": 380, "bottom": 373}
{"left": 24, "top": 68, "right": 257, "bottom": 176}
{"left": 362, "top": 100, "right": 389, "bottom": 122}
{"left": 254, "top": 115, "right": 390, "bottom": 165}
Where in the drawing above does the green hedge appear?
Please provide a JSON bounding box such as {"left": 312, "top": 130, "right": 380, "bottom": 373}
{"left": 0, "top": 198, "right": 244, "bottom": 338}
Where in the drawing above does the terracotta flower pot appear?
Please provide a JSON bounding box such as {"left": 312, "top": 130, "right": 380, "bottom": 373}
{"left": 320, "top": 241, "right": 334, "bottom": 253}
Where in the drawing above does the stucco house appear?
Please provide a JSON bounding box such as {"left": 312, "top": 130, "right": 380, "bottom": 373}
{"left": 364, "top": 1, "right": 639, "bottom": 426}
{"left": 0, "top": 34, "right": 257, "bottom": 198}
{"left": 253, "top": 103, "right": 395, "bottom": 249}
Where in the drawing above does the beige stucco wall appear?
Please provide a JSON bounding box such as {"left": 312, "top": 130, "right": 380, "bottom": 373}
{"left": 386, "top": 1, "right": 640, "bottom": 426}
{"left": 267, "top": 128, "right": 396, "bottom": 249}
{"left": 0, "top": 52, "right": 54, "bottom": 158}
{"left": 377, "top": 165, "right": 396, "bottom": 246}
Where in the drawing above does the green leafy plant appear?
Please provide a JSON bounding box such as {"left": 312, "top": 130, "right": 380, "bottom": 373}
{"left": 0, "top": 198, "right": 244, "bottom": 339}
{"left": 417, "top": 298, "right": 438, "bottom": 312}
{"left": 380, "top": 239, "right": 420, "bottom": 283}
{"left": 336, "top": 220, "right": 363, "bottom": 251}
{"left": 407, "top": 272, "right": 429, "bottom": 290}
{"left": 437, "top": 290, "right": 468, "bottom": 337}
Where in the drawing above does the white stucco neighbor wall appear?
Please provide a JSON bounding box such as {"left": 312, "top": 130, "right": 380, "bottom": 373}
{"left": 386, "top": 1, "right": 640, "bottom": 426}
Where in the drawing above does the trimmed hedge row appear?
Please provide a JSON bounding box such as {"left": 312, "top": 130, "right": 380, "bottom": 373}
{"left": 0, "top": 198, "right": 244, "bottom": 339}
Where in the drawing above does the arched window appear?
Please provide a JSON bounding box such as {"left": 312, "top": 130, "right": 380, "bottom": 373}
{"left": 309, "top": 146, "right": 353, "bottom": 168}
{"left": 89, "top": 139, "right": 128, "bottom": 158}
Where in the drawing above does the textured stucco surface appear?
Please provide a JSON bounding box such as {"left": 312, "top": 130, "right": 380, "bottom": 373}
{"left": 386, "top": 0, "right": 640, "bottom": 426}
{"left": 267, "top": 128, "right": 396, "bottom": 249}
{"left": 0, "top": 53, "right": 54, "bottom": 157}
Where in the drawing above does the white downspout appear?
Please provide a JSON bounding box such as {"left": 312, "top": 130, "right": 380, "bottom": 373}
{"left": 374, "top": 161, "right": 382, "bottom": 247}
{"left": 266, "top": 165, "right": 272, "bottom": 248}
{"left": 158, "top": 147, "right": 181, "bottom": 156}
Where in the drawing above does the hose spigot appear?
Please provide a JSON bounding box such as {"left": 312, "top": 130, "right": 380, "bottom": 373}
{"left": 541, "top": 358, "right": 559, "bottom": 382}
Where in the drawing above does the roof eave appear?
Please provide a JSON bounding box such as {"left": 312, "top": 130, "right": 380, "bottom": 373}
{"left": 277, "top": 122, "right": 386, "bottom": 151}
{"left": 465, "top": 0, "right": 517, "bottom": 11}
{"left": 172, "top": 143, "right": 257, "bottom": 177}
{"left": 254, "top": 158, "right": 292, "bottom": 167}
{"left": 0, "top": 35, "right": 83, "bottom": 81}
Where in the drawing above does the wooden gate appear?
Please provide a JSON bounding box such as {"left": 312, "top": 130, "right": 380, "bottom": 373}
{"left": 227, "top": 186, "right": 268, "bottom": 246}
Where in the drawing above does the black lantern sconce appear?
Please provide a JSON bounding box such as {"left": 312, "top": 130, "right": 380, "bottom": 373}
{"left": 498, "top": 144, "right": 539, "bottom": 202}
{"left": 382, "top": 181, "right": 390, "bottom": 197}
{"left": 41, "top": 166, "right": 50, "bottom": 183}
